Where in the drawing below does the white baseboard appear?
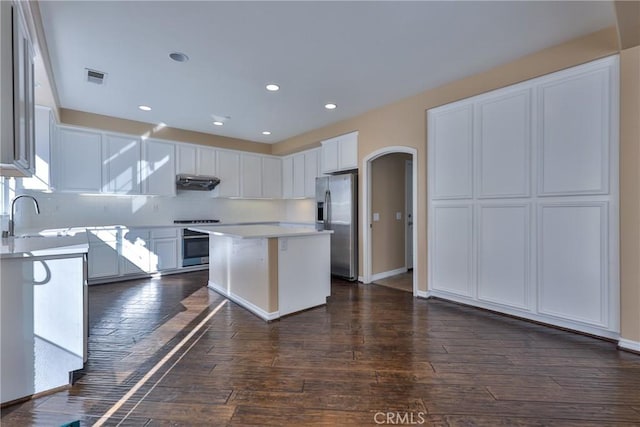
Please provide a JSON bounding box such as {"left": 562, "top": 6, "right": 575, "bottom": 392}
{"left": 416, "top": 290, "right": 430, "bottom": 298}
{"left": 618, "top": 338, "right": 640, "bottom": 352}
{"left": 208, "top": 281, "right": 279, "bottom": 321}
{"left": 358, "top": 276, "right": 365, "bottom": 283}
{"left": 371, "top": 267, "right": 407, "bottom": 282}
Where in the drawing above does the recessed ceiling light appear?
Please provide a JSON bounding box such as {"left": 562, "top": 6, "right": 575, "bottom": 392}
{"left": 324, "top": 103, "right": 337, "bottom": 110}
{"left": 138, "top": 105, "right": 152, "bottom": 111}
{"left": 266, "top": 84, "right": 280, "bottom": 92}
{"left": 262, "top": 131, "right": 271, "bottom": 135}
{"left": 169, "top": 52, "right": 189, "bottom": 63}
{"left": 213, "top": 121, "right": 224, "bottom": 126}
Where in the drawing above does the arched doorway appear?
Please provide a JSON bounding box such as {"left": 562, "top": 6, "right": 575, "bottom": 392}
{"left": 362, "top": 146, "right": 418, "bottom": 295}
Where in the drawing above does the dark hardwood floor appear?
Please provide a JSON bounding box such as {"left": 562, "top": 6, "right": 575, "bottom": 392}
{"left": 2, "top": 271, "right": 640, "bottom": 426}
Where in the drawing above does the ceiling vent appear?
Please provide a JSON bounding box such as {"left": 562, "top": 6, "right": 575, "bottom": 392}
{"left": 86, "top": 68, "right": 107, "bottom": 85}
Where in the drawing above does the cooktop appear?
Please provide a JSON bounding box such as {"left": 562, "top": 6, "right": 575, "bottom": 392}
{"left": 173, "top": 219, "right": 221, "bottom": 224}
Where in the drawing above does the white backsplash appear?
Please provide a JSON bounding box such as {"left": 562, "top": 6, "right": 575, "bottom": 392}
{"left": 10, "top": 190, "right": 315, "bottom": 233}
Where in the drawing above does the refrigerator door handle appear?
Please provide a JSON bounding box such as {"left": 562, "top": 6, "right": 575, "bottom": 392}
{"left": 325, "top": 190, "right": 331, "bottom": 228}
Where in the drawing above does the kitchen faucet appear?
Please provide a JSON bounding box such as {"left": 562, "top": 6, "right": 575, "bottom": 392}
{"left": 6, "top": 195, "right": 40, "bottom": 237}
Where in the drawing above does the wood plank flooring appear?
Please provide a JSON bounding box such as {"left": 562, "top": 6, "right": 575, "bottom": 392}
{"left": 2, "top": 271, "right": 640, "bottom": 426}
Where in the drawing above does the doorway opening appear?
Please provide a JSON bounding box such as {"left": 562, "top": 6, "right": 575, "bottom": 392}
{"left": 362, "top": 146, "right": 418, "bottom": 296}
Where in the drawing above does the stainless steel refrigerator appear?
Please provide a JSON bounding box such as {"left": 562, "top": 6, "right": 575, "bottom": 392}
{"left": 316, "top": 173, "right": 358, "bottom": 281}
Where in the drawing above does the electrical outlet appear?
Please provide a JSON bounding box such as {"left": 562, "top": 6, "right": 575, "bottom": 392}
{"left": 373, "top": 213, "right": 380, "bottom": 222}
{"left": 153, "top": 203, "right": 159, "bottom": 213}
{"left": 396, "top": 212, "right": 402, "bottom": 220}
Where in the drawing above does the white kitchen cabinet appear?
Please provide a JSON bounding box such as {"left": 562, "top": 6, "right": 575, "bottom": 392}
{"left": 262, "top": 157, "right": 282, "bottom": 199}
{"left": 121, "top": 228, "right": 151, "bottom": 275}
{"left": 321, "top": 131, "right": 358, "bottom": 174}
{"left": 103, "top": 134, "right": 142, "bottom": 194}
{"left": 197, "top": 147, "right": 217, "bottom": 176}
{"left": 427, "top": 56, "right": 619, "bottom": 338}
{"left": 152, "top": 238, "right": 179, "bottom": 271}
{"left": 282, "top": 156, "right": 293, "bottom": 199}
{"left": 177, "top": 143, "right": 216, "bottom": 177}
{"left": 54, "top": 127, "right": 103, "bottom": 193}
{"left": 304, "top": 148, "right": 320, "bottom": 198}
{"left": 20, "top": 106, "right": 53, "bottom": 190}
{"left": 142, "top": 139, "right": 176, "bottom": 196}
{"left": 0, "top": 2, "right": 35, "bottom": 177}
{"left": 292, "top": 154, "right": 305, "bottom": 197}
{"left": 281, "top": 148, "right": 321, "bottom": 199}
{"left": 241, "top": 153, "right": 263, "bottom": 198}
{"left": 176, "top": 144, "right": 197, "bottom": 175}
{"left": 216, "top": 149, "right": 241, "bottom": 197}
{"left": 87, "top": 229, "right": 120, "bottom": 280}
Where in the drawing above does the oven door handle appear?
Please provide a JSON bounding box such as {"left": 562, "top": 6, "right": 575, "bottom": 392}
{"left": 183, "top": 235, "right": 208, "bottom": 240}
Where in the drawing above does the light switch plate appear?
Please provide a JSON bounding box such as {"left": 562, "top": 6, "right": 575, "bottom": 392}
{"left": 396, "top": 212, "right": 402, "bottom": 220}
{"left": 373, "top": 213, "right": 380, "bottom": 221}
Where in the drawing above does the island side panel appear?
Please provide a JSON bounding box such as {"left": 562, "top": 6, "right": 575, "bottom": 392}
{"left": 208, "top": 234, "right": 275, "bottom": 319}
{"left": 268, "top": 238, "right": 278, "bottom": 314}
{"left": 278, "top": 234, "right": 331, "bottom": 316}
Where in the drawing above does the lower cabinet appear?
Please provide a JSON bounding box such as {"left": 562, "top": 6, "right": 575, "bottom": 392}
{"left": 87, "top": 227, "right": 184, "bottom": 283}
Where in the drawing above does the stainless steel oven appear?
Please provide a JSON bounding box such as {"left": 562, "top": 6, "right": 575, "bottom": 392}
{"left": 181, "top": 229, "right": 209, "bottom": 267}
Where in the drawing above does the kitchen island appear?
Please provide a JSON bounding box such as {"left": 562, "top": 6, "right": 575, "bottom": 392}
{"left": 189, "top": 225, "right": 332, "bottom": 320}
{"left": 1, "top": 233, "right": 88, "bottom": 405}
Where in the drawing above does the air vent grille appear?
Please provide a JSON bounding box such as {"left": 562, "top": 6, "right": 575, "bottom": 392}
{"left": 86, "top": 68, "right": 106, "bottom": 85}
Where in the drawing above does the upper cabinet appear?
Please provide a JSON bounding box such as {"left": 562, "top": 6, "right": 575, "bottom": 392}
{"left": 281, "top": 147, "right": 320, "bottom": 199}
{"left": 241, "top": 153, "right": 263, "bottom": 198}
{"left": 54, "top": 127, "right": 103, "bottom": 193}
{"left": 321, "top": 131, "right": 358, "bottom": 174}
{"left": 103, "top": 134, "right": 142, "bottom": 194}
{"left": 142, "top": 139, "right": 176, "bottom": 196}
{"left": 262, "top": 156, "right": 282, "bottom": 199}
{"left": 0, "top": 2, "right": 35, "bottom": 177}
{"left": 216, "top": 150, "right": 241, "bottom": 198}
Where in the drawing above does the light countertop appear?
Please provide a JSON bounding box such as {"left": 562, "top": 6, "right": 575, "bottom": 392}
{"left": 188, "top": 224, "right": 332, "bottom": 239}
{"left": 1, "top": 233, "right": 89, "bottom": 259}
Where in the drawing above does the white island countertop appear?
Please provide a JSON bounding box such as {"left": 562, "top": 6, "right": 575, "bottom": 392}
{"left": 188, "top": 224, "right": 332, "bottom": 239}
{"left": 0, "top": 233, "right": 89, "bottom": 259}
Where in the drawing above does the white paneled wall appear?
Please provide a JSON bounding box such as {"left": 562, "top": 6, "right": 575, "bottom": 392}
{"left": 427, "top": 55, "right": 619, "bottom": 338}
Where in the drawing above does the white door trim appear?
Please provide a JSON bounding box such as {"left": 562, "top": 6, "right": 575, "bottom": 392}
{"left": 362, "top": 146, "right": 418, "bottom": 296}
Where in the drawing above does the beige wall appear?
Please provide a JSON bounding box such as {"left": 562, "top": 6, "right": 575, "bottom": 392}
{"left": 619, "top": 45, "right": 640, "bottom": 343}
{"left": 371, "top": 153, "right": 411, "bottom": 275}
{"left": 60, "top": 108, "right": 272, "bottom": 155}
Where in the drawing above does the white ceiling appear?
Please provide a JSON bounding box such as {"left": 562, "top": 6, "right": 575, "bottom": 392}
{"left": 38, "top": 1, "right": 616, "bottom": 144}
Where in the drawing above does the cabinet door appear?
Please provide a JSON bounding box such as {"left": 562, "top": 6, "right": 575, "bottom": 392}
{"left": 20, "top": 106, "right": 51, "bottom": 190}
{"left": 321, "top": 138, "right": 339, "bottom": 173}
{"left": 12, "top": 4, "right": 35, "bottom": 174}
{"left": 121, "top": 229, "right": 151, "bottom": 275}
{"left": 152, "top": 238, "right": 179, "bottom": 271}
{"left": 262, "top": 157, "right": 282, "bottom": 199}
{"left": 87, "top": 230, "right": 119, "bottom": 279}
{"left": 216, "top": 150, "right": 241, "bottom": 197}
{"left": 304, "top": 149, "right": 320, "bottom": 198}
{"left": 55, "top": 128, "right": 102, "bottom": 192}
{"left": 241, "top": 153, "right": 263, "bottom": 198}
{"left": 176, "top": 144, "right": 197, "bottom": 175}
{"left": 103, "top": 135, "right": 141, "bottom": 194}
{"left": 292, "top": 153, "right": 305, "bottom": 197}
{"left": 197, "top": 147, "right": 216, "bottom": 176}
{"left": 282, "top": 156, "right": 293, "bottom": 199}
{"left": 338, "top": 132, "right": 358, "bottom": 170}
{"left": 143, "top": 139, "right": 175, "bottom": 196}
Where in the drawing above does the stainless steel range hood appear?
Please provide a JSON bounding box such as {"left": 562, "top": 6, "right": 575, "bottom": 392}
{"left": 176, "top": 174, "right": 221, "bottom": 191}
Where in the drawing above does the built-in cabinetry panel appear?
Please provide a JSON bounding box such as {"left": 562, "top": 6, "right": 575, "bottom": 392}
{"left": 427, "top": 56, "right": 619, "bottom": 338}
{"left": 321, "top": 131, "right": 358, "bottom": 174}
{"left": 262, "top": 157, "right": 282, "bottom": 199}
{"left": 241, "top": 153, "right": 263, "bottom": 198}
